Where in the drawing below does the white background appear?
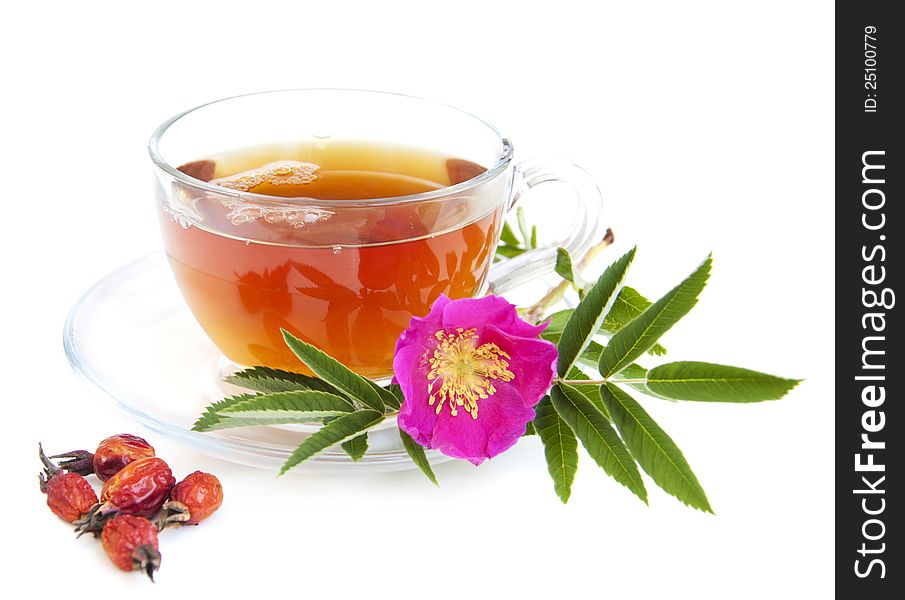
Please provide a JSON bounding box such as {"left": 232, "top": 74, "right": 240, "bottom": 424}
{"left": 1, "top": 1, "right": 833, "bottom": 598}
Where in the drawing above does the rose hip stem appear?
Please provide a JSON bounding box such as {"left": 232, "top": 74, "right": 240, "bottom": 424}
{"left": 47, "top": 449, "right": 94, "bottom": 477}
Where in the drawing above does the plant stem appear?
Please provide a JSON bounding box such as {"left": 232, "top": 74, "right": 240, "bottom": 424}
{"left": 556, "top": 378, "right": 648, "bottom": 385}
{"left": 523, "top": 229, "right": 615, "bottom": 324}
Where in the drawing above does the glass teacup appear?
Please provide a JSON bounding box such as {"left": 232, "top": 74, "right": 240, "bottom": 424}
{"left": 150, "top": 90, "right": 604, "bottom": 379}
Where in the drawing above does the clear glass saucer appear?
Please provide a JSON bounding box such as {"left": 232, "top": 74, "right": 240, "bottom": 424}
{"left": 63, "top": 252, "right": 454, "bottom": 474}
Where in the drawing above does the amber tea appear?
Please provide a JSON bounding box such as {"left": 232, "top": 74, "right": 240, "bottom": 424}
{"left": 160, "top": 140, "right": 501, "bottom": 379}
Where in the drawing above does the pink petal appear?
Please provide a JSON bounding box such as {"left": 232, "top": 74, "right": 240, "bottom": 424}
{"left": 441, "top": 295, "right": 548, "bottom": 338}
{"left": 430, "top": 384, "right": 536, "bottom": 464}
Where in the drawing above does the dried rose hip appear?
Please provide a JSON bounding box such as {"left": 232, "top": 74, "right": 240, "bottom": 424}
{"left": 158, "top": 471, "right": 223, "bottom": 530}
{"left": 42, "top": 473, "right": 99, "bottom": 523}
{"left": 50, "top": 434, "right": 155, "bottom": 481}
{"left": 38, "top": 444, "right": 98, "bottom": 523}
{"left": 75, "top": 457, "right": 175, "bottom": 536}
{"left": 101, "top": 515, "right": 161, "bottom": 581}
{"left": 92, "top": 434, "right": 156, "bottom": 481}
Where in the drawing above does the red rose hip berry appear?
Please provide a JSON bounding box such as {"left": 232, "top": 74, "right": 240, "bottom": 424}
{"left": 158, "top": 471, "right": 224, "bottom": 530}
{"left": 39, "top": 444, "right": 98, "bottom": 523}
{"left": 50, "top": 434, "right": 155, "bottom": 481}
{"left": 75, "top": 457, "right": 175, "bottom": 536}
{"left": 101, "top": 515, "right": 161, "bottom": 581}
{"left": 92, "top": 434, "right": 156, "bottom": 481}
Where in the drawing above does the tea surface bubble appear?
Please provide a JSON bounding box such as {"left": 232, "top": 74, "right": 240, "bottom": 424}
{"left": 211, "top": 160, "right": 320, "bottom": 194}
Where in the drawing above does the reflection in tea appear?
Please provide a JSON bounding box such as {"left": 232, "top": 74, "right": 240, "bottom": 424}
{"left": 160, "top": 141, "right": 501, "bottom": 378}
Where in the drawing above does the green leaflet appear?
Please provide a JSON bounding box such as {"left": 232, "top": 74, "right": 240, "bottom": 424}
{"left": 557, "top": 247, "right": 636, "bottom": 377}
{"left": 599, "top": 255, "right": 712, "bottom": 377}
{"left": 500, "top": 221, "right": 521, "bottom": 246}
{"left": 647, "top": 361, "right": 801, "bottom": 402}
{"left": 366, "top": 379, "right": 399, "bottom": 410}
{"left": 281, "top": 330, "right": 389, "bottom": 413}
{"left": 550, "top": 384, "right": 647, "bottom": 503}
{"left": 225, "top": 366, "right": 340, "bottom": 394}
{"left": 524, "top": 421, "right": 537, "bottom": 436}
{"left": 341, "top": 434, "right": 369, "bottom": 462}
{"left": 383, "top": 384, "right": 404, "bottom": 410}
{"left": 399, "top": 430, "right": 438, "bottom": 485}
{"left": 534, "top": 396, "right": 579, "bottom": 503}
{"left": 601, "top": 384, "right": 712, "bottom": 512}
{"left": 192, "top": 394, "right": 315, "bottom": 431}
{"left": 218, "top": 390, "right": 355, "bottom": 421}
{"left": 495, "top": 245, "right": 526, "bottom": 259}
{"left": 555, "top": 247, "right": 578, "bottom": 285}
{"left": 280, "top": 410, "right": 384, "bottom": 475}
{"left": 541, "top": 310, "right": 573, "bottom": 337}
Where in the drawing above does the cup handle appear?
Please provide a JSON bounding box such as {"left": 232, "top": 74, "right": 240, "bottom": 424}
{"left": 487, "top": 157, "right": 607, "bottom": 295}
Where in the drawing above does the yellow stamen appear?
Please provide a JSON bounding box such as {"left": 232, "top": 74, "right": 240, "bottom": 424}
{"left": 426, "top": 328, "right": 514, "bottom": 419}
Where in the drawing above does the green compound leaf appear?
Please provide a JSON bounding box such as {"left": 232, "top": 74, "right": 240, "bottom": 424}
{"left": 280, "top": 410, "right": 384, "bottom": 475}
{"left": 550, "top": 384, "right": 647, "bottom": 503}
{"left": 225, "top": 366, "right": 340, "bottom": 394}
{"left": 341, "top": 434, "right": 369, "bottom": 462}
{"left": 535, "top": 395, "right": 579, "bottom": 503}
{"left": 281, "top": 330, "right": 388, "bottom": 413}
{"left": 647, "top": 361, "right": 802, "bottom": 402}
{"left": 557, "top": 247, "right": 636, "bottom": 377}
{"left": 599, "top": 255, "right": 712, "bottom": 377}
{"left": 399, "top": 429, "right": 438, "bottom": 485}
{"left": 218, "top": 390, "right": 355, "bottom": 421}
{"left": 601, "top": 384, "right": 712, "bottom": 512}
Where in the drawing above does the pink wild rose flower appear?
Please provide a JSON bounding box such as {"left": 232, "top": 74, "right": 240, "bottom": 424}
{"left": 393, "top": 295, "right": 558, "bottom": 465}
